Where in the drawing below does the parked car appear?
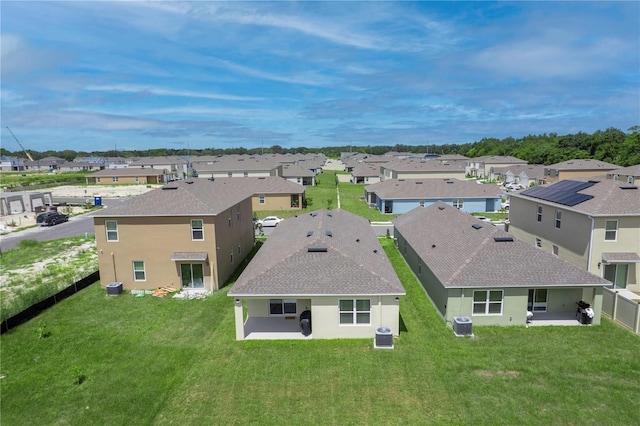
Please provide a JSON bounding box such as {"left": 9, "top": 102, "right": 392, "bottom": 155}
{"left": 506, "top": 183, "right": 523, "bottom": 191}
{"left": 37, "top": 211, "right": 69, "bottom": 226}
{"left": 256, "top": 216, "right": 284, "bottom": 227}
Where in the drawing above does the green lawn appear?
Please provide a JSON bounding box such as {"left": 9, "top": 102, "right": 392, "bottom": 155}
{"left": 2, "top": 239, "right": 638, "bottom": 425}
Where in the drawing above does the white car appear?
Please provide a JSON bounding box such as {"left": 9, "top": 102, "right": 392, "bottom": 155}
{"left": 475, "top": 216, "right": 494, "bottom": 224}
{"left": 256, "top": 216, "right": 284, "bottom": 227}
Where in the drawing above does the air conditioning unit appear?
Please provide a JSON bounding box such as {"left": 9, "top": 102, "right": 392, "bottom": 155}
{"left": 453, "top": 316, "right": 473, "bottom": 336}
{"left": 374, "top": 326, "right": 394, "bottom": 349}
{"left": 106, "top": 282, "right": 123, "bottom": 296}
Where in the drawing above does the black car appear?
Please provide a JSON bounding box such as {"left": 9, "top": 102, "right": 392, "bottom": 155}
{"left": 37, "top": 211, "right": 69, "bottom": 226}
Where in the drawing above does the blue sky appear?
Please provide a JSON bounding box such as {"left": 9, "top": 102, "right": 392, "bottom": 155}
{"left": 1, "top": 1, "right": 638, "bottom": 153}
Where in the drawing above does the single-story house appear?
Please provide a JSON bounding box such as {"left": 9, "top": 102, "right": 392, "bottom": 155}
{"left": 351, "top": 164, "right": 382, "bottom": 184}
{"left": 0, "top": 191, "right": 53, "bottom": 215}
{"left": 393, "top": 202, "right": 610, "bottom": 327}
{"left": 85, "top": 168, "right": 168, "bottom": 185}
{"left": 365, "top": 178, "right": 503, "bottom": 214}
{"left": 381, "top": 159, "right": 466, "bottom": 181}
{"left": 228, "top": 209, "right": 406, "bottom": 340}
{"left": 281, "top": 164, "right": 316, "bottom": 186}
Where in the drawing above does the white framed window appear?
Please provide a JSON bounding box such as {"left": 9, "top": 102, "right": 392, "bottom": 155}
{"left": 105, "top": 220, "right": 118, "bottom": 241}
{"left": 181, "top": 263, "right": 204, "bottom": 288}
{"left": 133, "top": 261, "right": 146, "bottom": 281}
{"left": 453, "top": 199, "right": 463, "bottom": 209}
{"left": 528, "top": 289, "right": 548, "bottom": 312}
{"left": 472, "top": 290, "right": 503, "bottom": 315}
{"left": 191, "top": 219, "right": 204, "bottom": 240}
{"left": 112, "top": 176, "right": 119, "bottom": 183}
{"left": 628, "top": 176, "right": 634, "bottom": 184}
{"left": 339, "top": 299, "right": 371, "bottom": 325}
{"left": 553, "top": 245, "right": 559, "bottom": 256}
{"left": 269, "top": 299, "right": 297, "bottom": 316}
{"left": 259, "top": 194, "right": 265, "bottom": 204}
{"left": 555, "top": 210, "right": 562, "bottom": 229}
{"left": 537, "top": 205, "right": 542, "bottom": 222}
{"left": 238, "top": 242, "right": 242, "bottom": 256}
{"left": 97, "top": 177, "right": 101, "bottom": 183}
{"left": 419, "top": 200, "right": 425, "bottom": 207}
{"left": 605, "top": 220, "right": 618, "bottom": 241}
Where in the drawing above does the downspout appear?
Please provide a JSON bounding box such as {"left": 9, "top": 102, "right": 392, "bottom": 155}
{"left": 587, "top": 215, "right": 595, "bottom": 274}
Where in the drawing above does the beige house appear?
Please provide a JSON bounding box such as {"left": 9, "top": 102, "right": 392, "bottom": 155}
{"left": 493, "top": 164, "right": 546, "bottom": 187}
{"left": 381, "top": 159, "right": 466, "bottom": 181}
{"left": 394, "top": 202, "right": 608, "bottom": 327}
{"left": 465, "top": 156, "right": 527, "bottom": 179}
{"left": 543, "top": 159, "right": 619, "bottom": 183}
{"left": 508, "top": 179, "right": 640, "bottom": 292}
{"left": 128, "top": 156, "right": 190, "bottom": 180}
{"left": 228, "top": 209, "right": 405, "bottom": 340}
{"left": 85, "top": 168, "right": 167, "bottom": 185}
{"left": 606, "top": 164, "right": 640, "bottom": 185}
{"left": 93, "top": 179, "right": 254, "bottom": 292}
{"left": 192, "top": 155, "right": 282, "bottom": 179}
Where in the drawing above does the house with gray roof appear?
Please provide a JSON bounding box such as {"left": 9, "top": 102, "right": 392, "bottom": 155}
{"left": 493, "top": 164, "right": 546, "bottom": 188}
{"left": 208, "top": 176, "right": 305, "bottom": 211}
{"left": 281, "top": 163, "right": 316, "bottom": 186}
{"left": 394, "top": 202, "right": 609, "bottom": 327}
{"left": 85, "top": 168, "right": 168, "bottom": 185}
{"left": 93, "top": 178, "right": 255, "bottom": 293}
{"left": 228, "top": 209, "right": 405, "bottom": 340}
{"left": 507, "top": 178, "right": 640, "bottom": 292}
{"left": 465, "top": 156, "right": 528, "bottom": 179}
{"left": 606, "top": 163, "right": 640, "bottom": 185}
{"left": 191, "top": 155, "right": 282, "bottom": 179}
{"left": 350, "top": 163, "right": 382, "bottom": 184}
{"left": 365, "top": 178, "right": 503, "bottom": 214}
{"left": 0, "top": 156, "right": 25, "bottom": 171}
{"left": 381, "top": 159, "right": 466, "bottom": 181}
{"left": 543, "top": 159, "right": 619, "bottom": 183}
{"left": 128, "top": 156, "right": 190, "bottom": 180}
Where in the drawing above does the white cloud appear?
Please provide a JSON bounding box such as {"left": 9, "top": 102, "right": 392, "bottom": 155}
{"left": 85, "top": 84, "right": 263, "bottom": 102}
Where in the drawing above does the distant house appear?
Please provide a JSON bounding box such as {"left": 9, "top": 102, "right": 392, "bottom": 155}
{"left": 543, "top": 159, "right": 619, "bottom": 183}
{"left": 351, "top": 164, "right": 382, "bottom": 184}
{"left": 93, "top": 179, "right": 254, "bottom": 292}
{"left": 192, "top": 155, "right": 282, "bottom": 178}
{"left": 281, "top": 164, "right": 316, "bottom": 186}
{"left": 508, "top": 178, "right": 640, "bottom": 292}
{"left": 0, "top": 191, "right": 53, "bottom": 215}
{"left": 228, "top": 209, "right": 405, "bottom": 340}
{"left": 365, "top": 178, "right": 503, "bottom": 214}
{"left": 23, "top": 157, "right": 66, "bottom": 171}
{"left": 606, "top": 164, "right": 640, "bottom": 185}
{"left": 128, "top": 156, "right": 190, "bottom": 180}
{"left": 59, "top": 161, "right": 104, "bottom": 172}
{"left": 466, "top": 156, "right": 528, "bottom": 179}
{"left": 214, "top": 176, "right": 305, "bottom": 211}
{"left": 0, "top": 156, "right": 25, "bottom": 171}
{"left": 394, "top": 202, "right": 609, "bottom": 326}
{"left": 493, "top": 164, "right": 546, "bottom": 187}
{"left": 381, "top": 159, "right": 466, "bottom": 181}
{"left": 85, "top": 168, "right": 167, "bottom": 185}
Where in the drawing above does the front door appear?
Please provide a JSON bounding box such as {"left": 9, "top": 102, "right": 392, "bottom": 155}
{"left": 603, "top": 264, "right": 628, "bottom": 289}
{"left": 528, "top": 289, "right": 548, "bottom": 312}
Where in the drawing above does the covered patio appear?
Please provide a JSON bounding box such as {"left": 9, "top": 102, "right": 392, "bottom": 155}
{"left": 242, "top": 316, "right": 311, "bottom": 340}
{"left": 528, "top": 311, "right": 582, "bottom": 327}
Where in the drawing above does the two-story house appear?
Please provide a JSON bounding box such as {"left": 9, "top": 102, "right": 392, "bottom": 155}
{"left": 606, "top": 164, "right": 640, "bottom": 185}
{"left": 543, "top": 159, "right": 619, "bottom": 183}
{"left": 93, "top": 179, "right": 255, "bottom": 292}
{"left": 508, "top": 179, "right": 640, "bottom": 291}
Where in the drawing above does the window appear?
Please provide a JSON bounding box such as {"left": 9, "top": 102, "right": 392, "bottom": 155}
{"left": 537, "top": 205, "right": 542, "bottom": 222}
{"left": 339, "top": 299, "right": 371, "bottom": 325}
{"left": 453, "top": 199, "right": 463, "bottom": 209}
{"left": 418, "top": 262, "right": 422, "bottom": 275}
{"left": 552, "top": 245, "right": 559, "bottom": 256}
{"left": 135, "top": 176, "right": 139, "bottom": 183}
{"left": 243, "top": 172, "right": 248, "bottom": 177}
{"left": 112, "top": 176, "right": 119, "bottom": 182}
{"left": 536, "top": 238, "right": 542, "bottom": 248}
{"left": 605, "top": 220, "right": 618, "bottom": 241}
{"left": 228, "top": 172, "right": 232, "bottom": 177}
{"left": 297, "top": 177, "right": 301, "bottom": 183}
{"left": 97, "top": 177, "right": 102, "bottom": 183}
{"left": 628, "top": 176, "right": 634, "bottom": 184}
{"left": 230, "top": 248, "right": 234, "bottom": 264}
{"left": 604, "top": 264, "right": 629, "bottom": 289}
{"left": 269, "top": 299, "right": 297, "bottom": 316}
{"left": 181, "top": 263, "right": 204, "bottom": 288}
{"left": 472, "top": 290, "right": 503, "bottom": 315}
{"left": 528, "top": 289, "right": 548, "bottom": 312}
{"left": 259, "top": 194, "right": 265, "bottom": 204}
{"left": 133, "top": 261, "right": 146, "bottom": 281}
{"left": 419, "top": 200, "right": 425, "bottom": 207}
{"left": 555, "top": 210, "right": 562, "bottom": 229}
{"left": 613, "top": 174, "right": 619, "bottom": 181}
{"left": 228, "top": 210, "right": 232, "bottom": 228}
{"left": 191, "top": 219, "right": 204, "bottom": 240}
{"left": 105, "top": 220, "right": 118, "bottom": 241}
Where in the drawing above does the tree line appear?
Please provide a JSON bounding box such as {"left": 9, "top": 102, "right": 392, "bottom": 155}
{"left": 1, "top": 126, "right": 638, "bottom": 167}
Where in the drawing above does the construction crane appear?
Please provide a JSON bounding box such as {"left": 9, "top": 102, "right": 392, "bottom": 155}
{"left": 5, "top": 126, "right": 34, "bottom": 161}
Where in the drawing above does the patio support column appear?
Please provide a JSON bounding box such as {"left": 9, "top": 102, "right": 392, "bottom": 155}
{"left": 233, "top": 298, "right": 245, "bottom": 340}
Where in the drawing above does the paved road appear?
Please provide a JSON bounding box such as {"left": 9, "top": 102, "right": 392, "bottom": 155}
{"left": 0, "top": 198, "right": 126, "bottom": 252}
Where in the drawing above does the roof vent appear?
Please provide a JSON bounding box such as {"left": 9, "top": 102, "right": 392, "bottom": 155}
{"left": 258, "top": 177, "right": 266, "bottom": 179}
{"left": 356, "top": 239, "right": 360, "bottom": 242}
{"left": 588, "top": 180, "right": 600, "bottom": 184}
{"left": 438, "top": 206, "right": 445, "bottom": 210}
{"left": 306, "top": 231, "right": 314, "bottom": 237}
{"left": 472, "top": 224, "right": 482, "bottom": 230}
{"left": 620, "top": 185, "right": 638, "bottom": 190}
{"left": 325, "top": 231, "right": 333, "bottom": 237}
{"left": 162, "top": 186, "right": 178, "bottom": 190}
{"left": 415, "top": 181, "right": 423, "bottom": 184}
{"left": 373, "top": 249, "right": 378, "bottom": 254}
{"left": 308, "top": 247, "right": 327, "bottom": 253}
{"left": 327, "top": 212, "right": 332, "bottom": 217}
{"left": 311, "top": 212, "right": 318, "bottom": 217}
{"left": 185, "top": 181, "right": 193, "bottom": 184}
{"left": 446, "top": 181, "right": 453, "bottom": 184}
{"left": 494, "top": 236, "right": 514, "bottom": 242}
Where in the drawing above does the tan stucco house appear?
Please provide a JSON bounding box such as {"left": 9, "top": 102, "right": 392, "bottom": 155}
{"left": 394, "top": 202, "right": 609, "bottom": 327}
{"left": 228, "top": 209, "right": 405, "bottom": 340}
{"left": 85, "top": 168, "right": 167, "bottom": 185}
{"left": 93, "top": 179, "right": 254, "bottom": 292}
{"left": 465, "top": 156, "right": 527, "bottom": 179}
{"left": 508, "top": 178, "right": 640, "bottom": 292}
{"left": 543, "top": 159, "right": 619, "bottom": 183}
{"left": 606, "top": 163, "right": 640, "bottom": 185}
{"left": 381, "top": 159, "right": 466, "bottom": 181}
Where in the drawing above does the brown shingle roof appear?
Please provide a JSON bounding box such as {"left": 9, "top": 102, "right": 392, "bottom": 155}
{"left": 393, "top": 202, "right": 610, "bottom": 288}
{"left": 365, "top": 178, "right": 502, "bottom": 199}
{"left": 229, "top": 209, "right": 405, "bottom": 296}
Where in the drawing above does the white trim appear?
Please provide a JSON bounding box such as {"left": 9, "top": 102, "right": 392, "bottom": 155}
{"left": 133, "top": 260, "right": 146, "bottom": 281}
{"left": 105, "top": 220, "right": 119, "bottom": 242}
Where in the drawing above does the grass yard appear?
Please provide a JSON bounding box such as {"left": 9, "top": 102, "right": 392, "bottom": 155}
{"left": 338, "top": 181, "right": 396, "bottom": 221}
{"left": 1, "top": 239, "right": 639, "bottom": 425}
{"left": 0, "top": 170, "right": 91, "bottom": 189}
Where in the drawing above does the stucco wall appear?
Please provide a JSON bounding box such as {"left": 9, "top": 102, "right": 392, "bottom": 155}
{"left": 252, "top": 193, "right": 302, "bottom": 211}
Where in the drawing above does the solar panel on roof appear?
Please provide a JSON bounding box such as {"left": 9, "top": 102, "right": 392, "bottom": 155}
{"left": 520, "top": 180, "right": 596, "bottom": 206}
{"left": 494, "top": 236, "right": 514, "bottom": 242}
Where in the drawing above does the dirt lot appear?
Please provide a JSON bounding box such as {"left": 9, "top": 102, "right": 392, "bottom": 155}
{"left": 0, "top": 184, "right": 158, "bottom": 233}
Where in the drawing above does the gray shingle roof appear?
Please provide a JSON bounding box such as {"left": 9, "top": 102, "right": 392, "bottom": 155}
{"left": 229, "top": 209, "right": 405, "bottom": 296}
{"left": 88, "top": 168, "right": 166, "bottom": 177}
{"left": 393, "top": 202, "right": 610, "bottom": 288}
{"left": 365, "top": 178, "right": 502, "bottom": 199}
{"left": 93, "top": 178, "right": 252, "bottom": 217}
{"left": 546, "top": 159, "right": 619, "bottom": 170}
{"left": 607, "top": 164, "right": 640, "bottom": 177}
{"left": 511, "top": 178, "right": 640, "bottom": 216}
{"left": 383, "top": 159, "right": 465, "bottom": 173}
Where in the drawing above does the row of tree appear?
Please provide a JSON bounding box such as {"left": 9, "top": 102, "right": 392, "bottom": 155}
{"left": 1, "top": 127, "right": 638, "bottom": 167}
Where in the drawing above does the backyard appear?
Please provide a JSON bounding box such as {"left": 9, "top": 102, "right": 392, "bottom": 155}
{"left": 1, "top": 239, "right": 639, "bottom": 425}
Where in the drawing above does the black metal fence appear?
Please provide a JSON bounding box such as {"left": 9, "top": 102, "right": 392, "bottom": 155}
{"left": 1, "top": 271, "right": 99, "bottom": 334}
